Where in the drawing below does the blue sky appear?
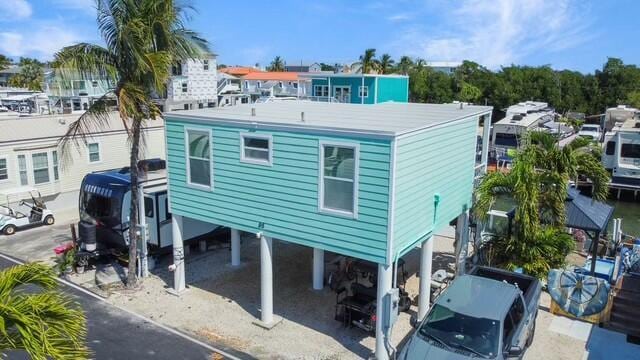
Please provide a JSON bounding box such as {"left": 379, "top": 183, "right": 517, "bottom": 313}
{"left": 1, "top": 0, "right": 639, "bottom": 73}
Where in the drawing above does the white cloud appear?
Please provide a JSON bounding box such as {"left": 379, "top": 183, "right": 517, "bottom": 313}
{"left": 391, "top": 0, "right": 592, "bottom": 69}
{"left": 0, "top": 0, "right": 33, "bottom": 21}
{"left": 387, "top": 13, "right": 412, "bottom": 22}
{"left": 0, "top": 25, "right": 83, "bottom": 59}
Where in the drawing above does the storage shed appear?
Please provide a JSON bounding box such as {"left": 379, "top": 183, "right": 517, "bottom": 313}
{"left": 164, "top": 101, "right": 492, "bottom": 359}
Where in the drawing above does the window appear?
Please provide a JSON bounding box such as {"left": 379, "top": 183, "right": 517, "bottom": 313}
{"left": 144, "top": 197, "right": 154, "bottom": 217}
{"left": 494, "top": 133, "right": 520, "bottom": 147}
{"left": 91, "top": 81, "right": 99, "bottom": 88}
{"left": 181, "top": 82, "right": 188, "bottom": 93}
{"left": 52, "top": 150, "right": 59, "bottom": 180}
{"left": 314, "top": 85, "right": 329, "bottom": 97}
{"left": 17, "top": 155, "right": 27, "bottom": 185}
{"left": 359, "top": 86, "right": 369, "bottom": 98}
{"left": 0, "top": 157, "right": 7, "bottom": 181}
{"left": 606, "top": 141, "right": 616, "bottom": 155}
{"left": 240, "top": 133, "right": 272, "bottom": 166}
{"left": 186, "top": 128, "right": 212, "bottom": 188}
{"left": 203, "top": 59, "right": 209, "bottom": 71}
{"left": 88, "top": 142, "right": 101, "bottom": 163}
{"left": 320, "top": 142, "right": 358, "bottom": 216}
{"left": 32, "top": 152, "right": 50, "bottom": 184}
{"left": 73, "top": 80, "right": 86, "bottom": 90}
{"left": 172, "top": 63, "right": 182, "bottom": 76}
{"left": 621, "top": 143, "right": 640, "bottom": 159}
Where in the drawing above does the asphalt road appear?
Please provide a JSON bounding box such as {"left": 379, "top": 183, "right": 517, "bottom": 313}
{"left": 0, "top": 255, "right": 232, "bottom": 360}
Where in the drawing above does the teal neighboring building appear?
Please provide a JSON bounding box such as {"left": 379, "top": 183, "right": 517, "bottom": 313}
{"left": 302, "top": 73, "right": 409, "bottom": 104}
{"left": 163, "top": 101, "right": 491, "bottom": 358}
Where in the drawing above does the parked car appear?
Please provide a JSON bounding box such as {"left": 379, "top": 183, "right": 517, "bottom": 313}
{"left": 577, "top": 124, "right": 601, "bottom": 141}
{"left": 399, "top": 266, "right": 541, "bottom": 360}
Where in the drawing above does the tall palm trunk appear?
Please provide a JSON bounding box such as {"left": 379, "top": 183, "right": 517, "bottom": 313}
{"left": 127, "top": 121, "right": 141, "bottom": 287}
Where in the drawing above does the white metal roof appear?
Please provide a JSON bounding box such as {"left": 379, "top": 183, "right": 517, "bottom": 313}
{"left": 165, "top": 102, "right": 492, "bottom": 138}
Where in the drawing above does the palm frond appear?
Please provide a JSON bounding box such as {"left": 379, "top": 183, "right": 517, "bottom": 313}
{"left": 53, "top": 43, "right": 117, "bottom": 81}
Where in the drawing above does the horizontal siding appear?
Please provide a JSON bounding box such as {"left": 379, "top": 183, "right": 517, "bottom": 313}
{"left": 0, "top": 127, "right": 165, "bottom": 199}
{"left": 392, "top": 117, "right": 478, "bottom": 257}
{"left": 166, "top": 118, "right": 391, "bottom": 263}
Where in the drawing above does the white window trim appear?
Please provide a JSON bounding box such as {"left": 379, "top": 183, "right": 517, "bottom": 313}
{"left": 313, "top": 85, "right": 329, "bottom": 97}
{"left": 181, "top": 82, "right": 188, "bottom": 93}
{"left": 16, "top": 154, "right": 28, "bottom": 185}
{"left": 184, "top": 127, "right": 213, "bottom": 191}
{"left": 31, "top": 152, "right": 51, "bottom": 185}
{"left": 359, "top": 85, "right": 369, "bottom": 98}
{"left": 240, "top": 133, "right": 273, "bottom": 166}
{"left": 87, "top": 141, "right": 102, "bottom": 164}
{"left": 318, "top": 140, "right": 359, "bottom": 219}
{"left": 0, "top": 156, "right": 8, "bottom": 183}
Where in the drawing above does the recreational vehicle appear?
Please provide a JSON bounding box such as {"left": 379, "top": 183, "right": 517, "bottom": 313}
{"left": 76, "top": 160, "right": 219, "bottom": 258}
{"left": 602, "top": 117, "right": 640, "bottom": 186}
{"left": 491, "top": 101, "right": 556, "bottom": 154}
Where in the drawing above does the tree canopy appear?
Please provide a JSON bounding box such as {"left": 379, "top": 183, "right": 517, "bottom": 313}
{"left": 7, "top": 57, "right": 44, "bottom": 91}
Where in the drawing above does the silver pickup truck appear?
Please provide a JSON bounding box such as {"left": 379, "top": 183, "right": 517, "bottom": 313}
{"left": 399, "top": 266, "right": 541, "bottom": 359}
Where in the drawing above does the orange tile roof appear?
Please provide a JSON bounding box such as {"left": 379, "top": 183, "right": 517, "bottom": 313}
{"left": 219, "top": 66, "right": 261, "bottom": 76}
{"left": 242, "top": 71, "right": 300, "bottom": 81}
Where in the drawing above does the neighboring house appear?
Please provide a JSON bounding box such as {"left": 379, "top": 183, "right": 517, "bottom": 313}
{"left": 426, "top": 61, "right": 462, "bottom": 75}
{"left": 241, "top": 72, "right": 311, "bottom": 102}
{"left": 159, "top": 54, "right": 218, "bottom": 111}
{"left": 0, "top": 66, "right": 21, "bottom": 87}
{"left": 163, "top": 101, "right": 492, "bottom": 359}
{"left": 302, "top": 73, "right": 409, "bottom": 104}
{"left": 44, "top": 70, "right": 114, "bottom": 113}
{"left": 0, "top": 113, "right": 165, "bottom": 211}
{"left": 284, "top": 62, "right": 322, "bottom": 73}
{"left": 219, "top": 66, "right": 261, "bottom": 77}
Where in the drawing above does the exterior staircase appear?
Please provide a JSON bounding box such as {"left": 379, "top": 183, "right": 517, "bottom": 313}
{"left": 609, "top": 274, "right": 640, "bottom": 338}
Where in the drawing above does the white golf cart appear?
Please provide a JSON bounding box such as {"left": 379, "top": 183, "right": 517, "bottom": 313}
{"left": 0, "top": 187, "right": 55, "bottom": 235}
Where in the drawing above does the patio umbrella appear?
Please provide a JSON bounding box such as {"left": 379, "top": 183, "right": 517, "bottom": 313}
{"left": 548, "top": 269, "right": 610, "bottom": 317}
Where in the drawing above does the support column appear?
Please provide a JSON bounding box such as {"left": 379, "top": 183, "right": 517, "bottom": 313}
{"left": 375, "top": 263, "right": 393, "bottom": 360}
{"left": 590, "top": 230, "right": 600, "bottom": 275}
{"left": 481, "top": 114, "right": 491, "bottom": 173}
{"left": 170, "top": 215, "right": 186, "bottom": 295}
{"left": 260, "top": 235, "right": 273, "bottom": 324}
{"left": 418, "top": 238, "right": 433, "bottom": 320}
{"left": 313, "top": 248, "right": 324, "bottom": 290}
{"left": 231, "top": 229, "right": 241, "bottom": 266}
{"left": 137, "top": 185, "right": 149, "bottom": 278}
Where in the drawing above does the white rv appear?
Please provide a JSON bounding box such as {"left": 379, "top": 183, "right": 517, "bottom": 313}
{"left": 602, "top": 115, "right": 640, "bottom": 186}
{"left": 491, "top": 101, "right": 556, "bottom": 153}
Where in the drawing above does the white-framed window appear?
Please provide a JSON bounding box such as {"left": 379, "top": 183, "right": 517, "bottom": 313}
{"left": 32, "top": 152, "right": 50, "bottom": 184}
{"left": 181, "top": 82, "right": 188, "bottom": 93}
{"left": 52, "top": 150, "right": 59, "bottom": 180}
{"left": 240, "top": 133, "right": 272, "bottom": 166}
{"left": 359, "top": 86, "right": 369, "bottom": 98}
{"left": 88, "top": 142, "right": 101, "bottom": 163}
{"left": 91, "top": 80, "right": 99, "bottom": 88}
{"left": 314, "top": 85, "right": 329, "bottom": 97}
{"left": 203, "top": 59, "right": 209, "bottom": 71}
{"left": 185, "top": 128, "right": 212, "bottom": 189}
{"left": 17, "top": 155, "right": 27, "bottom": 185}
{"left": 319, "top": 141, "right": 359, "bottom": 217}
{"left": 0, "top": 157, "right": 7, "bottom": 182}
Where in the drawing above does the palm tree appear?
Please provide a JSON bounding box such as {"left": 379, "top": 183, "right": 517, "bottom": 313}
{"left": 474, "top": 132, "right": 610, "bottom": 277}
{"left": 0, "top": 263, "right": 89, "bottom": 358}
{"left": 379, "top": 53, "right": 395, "bottom": 74}
{"left": 268, "top": 56, "right": 285, "bottom": 71}
{"left": 397, "top": 56, "right": 413, "bottom": 75}
{"left": 0, "top": 54, "right": 11, "bottom": 71}
{"left": 355, "top": 48, "right": 380, "bottom": 74}
{"left": 53, "top": 0, "right": 208, "bottom": 287}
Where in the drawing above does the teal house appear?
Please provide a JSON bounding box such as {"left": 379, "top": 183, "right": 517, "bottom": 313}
{"left": 164, "top": 102, "right": 491, "bottom": 359}
{"left": 301, "top": 73, "right": 409, "bottom": 104}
